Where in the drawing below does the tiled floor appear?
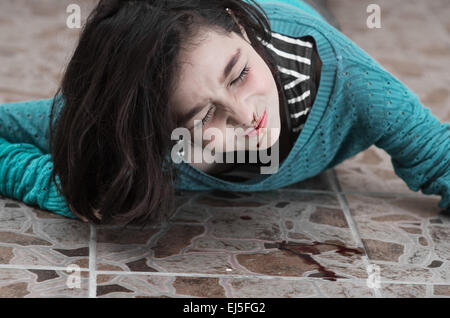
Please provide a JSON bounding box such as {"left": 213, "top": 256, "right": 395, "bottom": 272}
{"left": 0, "top": 0, "right": 449, "bottom": 297}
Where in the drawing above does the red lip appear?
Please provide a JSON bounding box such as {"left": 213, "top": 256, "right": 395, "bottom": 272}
{"left": 245, "top": 110, "right": 267, "bottom": 136}
{"left": 257, "top": 110, "right": 267, "bottom": 129}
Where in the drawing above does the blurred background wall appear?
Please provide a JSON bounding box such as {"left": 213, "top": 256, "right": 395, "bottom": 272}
{"left": 0, "top": 0, "right": 448, "bottom": 123}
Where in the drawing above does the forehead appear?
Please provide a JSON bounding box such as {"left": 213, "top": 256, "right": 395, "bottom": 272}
{"left": 179, "top": 29, "right": 240, "bottom": 71}
{"left": 171, "top": 30, "right": 245, "bottom": 109}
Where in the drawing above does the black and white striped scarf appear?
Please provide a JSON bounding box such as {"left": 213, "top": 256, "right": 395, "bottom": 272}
{"left": 261, "top": 32, "right": 318, "bottom": 147}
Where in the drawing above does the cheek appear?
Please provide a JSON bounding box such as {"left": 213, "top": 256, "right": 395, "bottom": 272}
{"left": 247, "top": 65, "right": 272, "bottom": 94}
{"left": 250, "top": 64, "right": 280, "bottom": 123}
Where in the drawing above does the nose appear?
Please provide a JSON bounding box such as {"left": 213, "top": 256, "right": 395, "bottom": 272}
{"left": 226, "top": 100, "right": 256, "bottom": 129}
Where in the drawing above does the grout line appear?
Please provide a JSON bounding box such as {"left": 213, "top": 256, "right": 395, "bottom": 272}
{"left": 326, "top": 168, "right": 383, "bottom": 298}
{"left": 0, "top": 264, "right": 89, "bottom": 271}
{"left": 91, "top": 271, "right": 450, "bottom": 287}
{"left": 0, "top": 264, "right": 446, "bottom": 286}
{"left": 88, "top": 224, "right": 97, "bottom": 298}
{"left": 0, "top": 265, "right": 379, "bottom": 283}
{"left": 426, "top": 284, "right": 433, "bottom": 298}
{"left": 281, "top": 187, "right": 430, "bottom": 200}
{"left": 326, "top": 169, "right": 366, "bottom": 248}
{"left": 0, "top": 264, "right": 352, "bottom": 282}
{"left": 332, "top": 190, "right": 436, "bottom": 199}
{"left": 310, "top": 281, "right": 326, "bottom": 298}
{"left": 377, "top": 280, "right": 447, "bottom": 286}
{"left": 93, "top": 270, "right": 366, "bottom": 283}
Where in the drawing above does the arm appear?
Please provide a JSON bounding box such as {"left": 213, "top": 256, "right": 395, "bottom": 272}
{"left": 0, "top": 97, "right": 76, "bottom": 218}
{"left": 355, "top": 65, "right": 450, "bottom": 210}
{"left": 0, "top": 96, "right": 64, "bottom": 153}
{"left": 0, "top": 136, "right": 76, "bottom": 219}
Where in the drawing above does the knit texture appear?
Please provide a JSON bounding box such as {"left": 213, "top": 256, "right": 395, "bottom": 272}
{"left": 171, "top": 0, "right": 450, "bottom": 208}
{"left": 0, "top": 0, "right": 448, "bottom": 220}
{"left": 0, "top": 137, "right": 75, "bottom": 218}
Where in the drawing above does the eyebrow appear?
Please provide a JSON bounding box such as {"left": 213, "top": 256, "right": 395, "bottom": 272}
{"left": 179, "top": 48, "right": 241, "bottom": 126}
{"left": 221, "top": 48, "right": 241, "bottom": 84}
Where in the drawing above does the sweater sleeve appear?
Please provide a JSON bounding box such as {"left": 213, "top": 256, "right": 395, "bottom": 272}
{"left": 0, "top": 137, "right": 76, "bottom": 219}
{"left": 0, "top": 97, "right": 62, "bottom": 154}
{"left": 0, "top": 97, "right": 76, "bottom": 218}
{"left": 355, "top": 64, "right": 450, "bottom": 210}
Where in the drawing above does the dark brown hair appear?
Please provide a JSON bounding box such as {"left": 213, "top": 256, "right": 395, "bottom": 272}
{"left": 48, "top": 0, "right": 275, "bottom": 227}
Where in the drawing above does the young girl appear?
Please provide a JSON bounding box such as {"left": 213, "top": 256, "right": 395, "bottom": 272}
{"left": 0, "top": 0, "right": 448, "bottom": 226}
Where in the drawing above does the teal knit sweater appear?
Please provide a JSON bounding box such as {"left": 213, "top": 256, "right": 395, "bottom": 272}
{"left": 0, "top": 0, "right": 449, "bottom": 220}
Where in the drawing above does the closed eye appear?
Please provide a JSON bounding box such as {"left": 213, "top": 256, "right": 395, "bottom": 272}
{"left": 200, "top": 105, "right": 216, "bottom": 126}
{"left": 230, "top": 64, "right": 251, "bottom": 87}
{"left": 196, "top": 64, "right": 251, "bottom": 128}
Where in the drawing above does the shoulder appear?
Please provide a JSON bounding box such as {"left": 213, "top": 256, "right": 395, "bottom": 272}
{"left": 254, "top": 0, "right": 348, "bottom": 63}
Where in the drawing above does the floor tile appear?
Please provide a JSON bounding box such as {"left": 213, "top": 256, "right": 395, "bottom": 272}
{"left": 96, "top": 189, "right": 368, "bottom": 284}
{"left": 379, "top": 283, "right": 450, "bottom": 298}
{"left": 313, "top": 280, "right": 376, "bottom": 298}
{"left": 344, "top": 192, "right": 450, "bottom": 284}
{"left": 0, "top": 199, "right": 91, "bottom": 268}
{"left": 0, "top": 268, "right": 89, "bottom": 297}
{"left": 433, "top": 284, "right": 450, "bottom": 297}
{"left": 379, "top": 283, "right": 428, "bottom": 298}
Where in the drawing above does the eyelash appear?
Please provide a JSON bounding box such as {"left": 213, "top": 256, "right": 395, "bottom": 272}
{"left": 201, "top": 105, "right": 216, "bottom": 126}
{"left": 231, "top": 65, "right": 251, "bottom": 87}
{"left": 199, "top": 65, "right": 251, "bottom": 126}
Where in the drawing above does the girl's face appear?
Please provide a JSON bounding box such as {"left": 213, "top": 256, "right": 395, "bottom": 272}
{"left": 170, "top": 26, "right": 281, "bottom": 155}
